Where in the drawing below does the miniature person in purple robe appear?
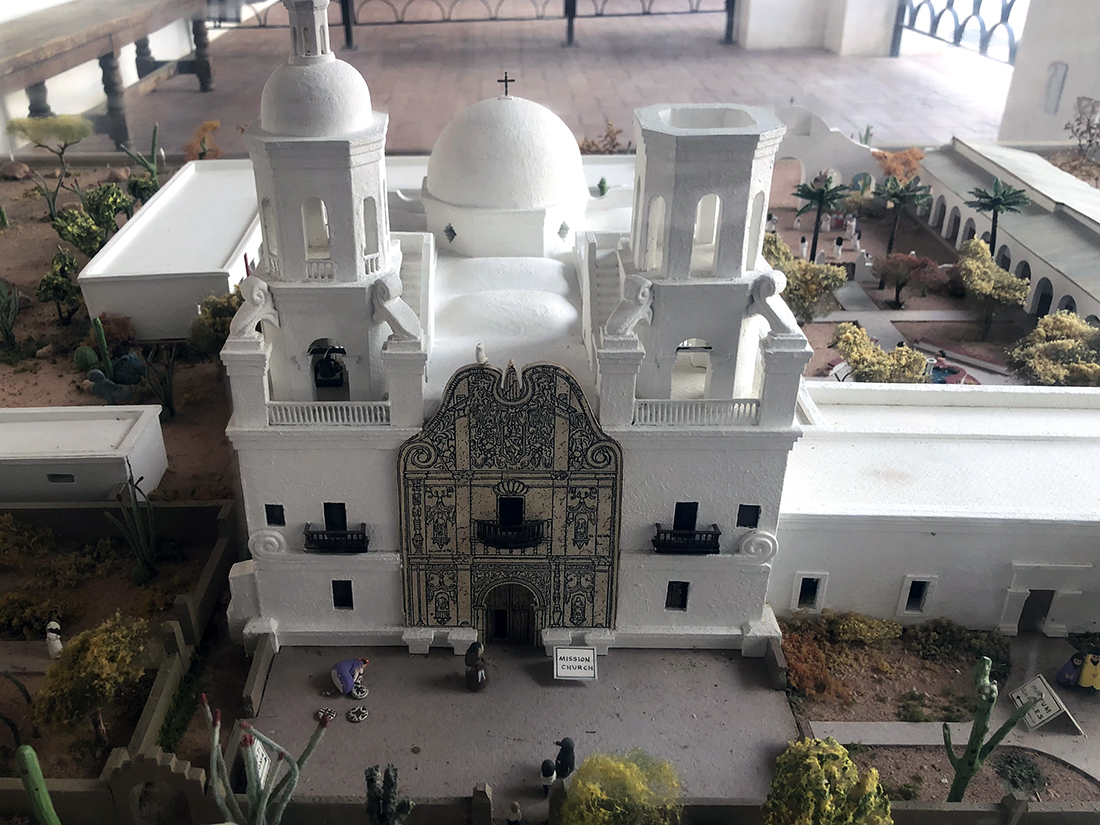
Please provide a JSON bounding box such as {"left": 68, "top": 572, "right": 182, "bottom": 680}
{"left": 331, "top": 657, "right": 369, "bottom": 695}
{"left": 1056, "top": 652, "right": 1084, "bottom": 688}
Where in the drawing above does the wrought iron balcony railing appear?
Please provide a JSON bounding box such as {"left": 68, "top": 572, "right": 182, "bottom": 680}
{"left": 475, "top": 519, "right": 547, "bottom": 549}
{"left": 304, "top": 523, "right": 369, "bottom": 553}
{"left": 652, "top": 523, "right": 721, "bottom": 554}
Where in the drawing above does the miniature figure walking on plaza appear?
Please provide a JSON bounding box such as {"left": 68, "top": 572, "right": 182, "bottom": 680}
{"left": 464, "top": 641, "right": 488, "bottom": 692}
{"left": 506, "top": 800, "right": 522, "bottom": 825}
{"left": 45, "top": 621, "right": 63, "bottom": 660}
{"left": 540, "top": 759, "right": 556, "bottom": 797}
{"left": 554, "top": 737, "right": 576, "bottom": 780}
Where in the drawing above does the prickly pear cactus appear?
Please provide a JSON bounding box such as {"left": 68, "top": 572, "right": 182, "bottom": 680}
{"left": 366, "top": 764, "right": 414, "bottom": 825}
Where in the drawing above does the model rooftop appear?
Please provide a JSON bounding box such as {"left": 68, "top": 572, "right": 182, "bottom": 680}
{"left": 0, "top": 406, "right": 162, "bottom": 459}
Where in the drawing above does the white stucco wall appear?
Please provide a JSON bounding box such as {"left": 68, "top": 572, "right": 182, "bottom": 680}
{"left": 735, "top": 0, "right": 896, "bottom": 55}
{"left": 775, "top": 107, "right": 877, "bottom": 190}
{"left": 773, "top": 514, "right": 1099, "bottom": 635}
{"left": 998, "top": 0, "right": 1100, "bottom": 146}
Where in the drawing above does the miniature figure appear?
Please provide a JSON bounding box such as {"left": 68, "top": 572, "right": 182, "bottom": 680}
{"left": 464, "top": 641, "right": 488, "bottom": 692}
{"left": 853, "top": 229, "right": 862, "bottom": 252}
{"left": 540, "top": 759, "right": 556, "bottom": 797}
{"left": 554, "top": 737, "right": 575, "bottom": 780}
{"left": 1079, "top": 651, "right": 1100, "bottom": 690}
{"left": 832, "top": 237, "right": 844, "bottom": 259}
{"left": 506, "top": 800, "right": 522, "bottom": 824}
{"left": 1056, "top": 652, "right": 1084, "bottom": 687}
{"left": 329, "top": 657, "right": 370, "bottom": 697}
{"left": 45, "top": 621, "right": 63, "bottom": 659}
{"left": 793, "top": 215, "right": 801, "bottom": 230}
{"left": 799, "top": 236, "right": 808, "bottom": 260}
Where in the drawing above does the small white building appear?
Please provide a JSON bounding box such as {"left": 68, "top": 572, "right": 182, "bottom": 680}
{"left": 920, "top": 139, "right": 1100, "bottom": 323}
{"left": 0, "top": 406, "right": 167, "bottom": 501}
{"left": 79, "top": 159, "right": 262, "bottom": 341}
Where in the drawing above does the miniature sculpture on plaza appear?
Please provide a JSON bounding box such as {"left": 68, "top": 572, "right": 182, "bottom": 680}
{"left": 222, "top": 0, "right": 811, "bottom": 659}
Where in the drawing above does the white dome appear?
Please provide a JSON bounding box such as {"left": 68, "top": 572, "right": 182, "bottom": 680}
{"left": 260, "top": 56, "right": 373, "bottom": 137}
{"left": 425, "top": 96, "right": 589, "bottom": 211}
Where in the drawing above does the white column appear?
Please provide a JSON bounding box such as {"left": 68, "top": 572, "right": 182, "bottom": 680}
{"left": 382, "top": 339, "right": 427, "bottom": 428}
{"left": 221, "top": 337, "right": 271, "bottom": 428}
{"left": 757, "top": 333, "right": 813, "bottom": 428}
{"left": 596, "top": 335, "right": 645, "bottom": 427}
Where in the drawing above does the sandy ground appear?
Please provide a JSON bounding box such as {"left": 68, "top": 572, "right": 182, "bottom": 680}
{"left": 254, "top": 646, "right": 796, "bottom": 816}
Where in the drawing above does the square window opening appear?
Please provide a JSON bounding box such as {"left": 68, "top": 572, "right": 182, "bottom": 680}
{"left": 797, "top": 577, "right": 820, "bottom": 610}
{"left": 332, "top": 580, "right": 353, "bottom": 610}
{"left": 737, "top": 504, "right": 761, "bottom": 528}
{"left": 906, "top": 580, "right": 929, "bottom": 613}
{"left": 665, "top": 581, "right": 689, "bottom": 610}
{"left": 265, "top": 504, "right": 286, "bottom": 526}
{"left": 47, "top": 473, "right": 75, "bottom": 484}
{"left": 498, "top": 496, "right": 524, "bottom": 528}
{"left": 324, "top": 502, "right": 348, "bottom": 532}
{"left": 672, "top": 501, "right": 699, "bottom": 531}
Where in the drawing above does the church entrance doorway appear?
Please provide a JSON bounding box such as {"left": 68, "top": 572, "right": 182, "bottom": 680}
{"left": 1018, "top": 589, "right": 1055, "bottom": 634}
{"left": 485, "top": 584, "right": 535, "bottom": 645}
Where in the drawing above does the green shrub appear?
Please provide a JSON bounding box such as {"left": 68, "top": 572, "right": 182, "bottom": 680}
{"left": 901, "top": 619, "right": 1011, "bottom": 682}
{"left": 881, "top": 774, "right": 923, "bottom": 801}
{"left": 0, "top": 514, "right": 54, "bottom": 570}
{"left": 562, "top": 748, "right": 681, "bottom": 825}
{"left": 52, "top": 208, "right": 106, "bottom": 258}
{"left": 189, "top": 288, "right": 243, "bottom": 358}
{"left": 993, "top": 751, "right": 1046, "bottom": 794}
{"left": 896, "top": 691, "right": 928, "bottom": 723}
{"left": 824, "top": 612, "right": 902, "bottom": 646}
{"left": 73, "top": 344, "right": 99, "bottom": 371}
{"left": 0, "top": 590, "right": 70, "bottom": 640}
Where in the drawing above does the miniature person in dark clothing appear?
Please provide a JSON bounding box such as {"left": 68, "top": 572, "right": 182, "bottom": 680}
{"left": 554, "top": 737, "right": 575, "bottom": 780}
{"left": 540, "top": 759, "right": 556, "bottom": 797}
{"left": 331, "top": 657, "right": 369, "bottom": 695}
{"left": 464, "top": 641, "right": 488, "bottom": 692}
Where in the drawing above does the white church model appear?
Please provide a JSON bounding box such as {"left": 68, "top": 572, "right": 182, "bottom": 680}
{"left": 224, "top": 0, "right": 1100, "bottom": 655}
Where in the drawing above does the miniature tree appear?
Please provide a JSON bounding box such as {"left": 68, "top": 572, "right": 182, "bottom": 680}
{"left": 952, "top": 239, "right": 1029, "bottom": 340}
{"left": 0, "top": 278, "right": 19, "bottom": 350}
{"left": 105, "top": 460, "right": 158, "bottom": 582}
{"left": 183, "top": 121, "right": 225, "bottom": 162}
{"left": 121, "top": 123, "right": 162, "bottom": 202}
{"left": 793, "top": 172, "right": 850, "bottom": 264}
{"left": 33, "top": 612, "right": 149, "bottom": 746}
{"left": 873, "top": 175, "right": 932, "bottom": 261}
{"left": 964, "top": 178, "right": 1030, "bottom": 255}
{"left": 53, "top": 182, "right": 134, "bottom": 258}
{"left": 190, "top": 288, "right": 245, "bottom": 358}
{"left": 36, "top": 247, "right": 82, "bottom": 325}
{"left": 943, "top": 656, "right": 1037, "bottom": 802}
{"left": 597, "top": 177, "right": 609, "bottom": 197}
{"left": 872, "top": 147, "right": 924, "bottom": 184}
{"left": 0, "top": 204, "right": 9, "bottom": 230}
{"left": 763, "top": 233, "right": 846, "bottom": 324}
{"left": 1065, "top": 97, "right": 1100, "bottom": 160}
{"left": 144, "top": 343, "right": 178, "bottom": 419}
{"left": 832, "top": 323, "right": 928, "bottom": 384}
{"left": 561, "top": 748, "right": 681, "bottom": 825}
{"left": 365, "top": 764, "right": 414, "bottom": 825}
{"left": 872, "top": 253, "right": 941, "bottom": 308}
{"left": 5, "top": 115, "right": 93, "bottom": 220}
{"left": 762, "top": 737, "right": 892, "bottom": 825}
{"left": 16, "top": 745, "right": 62, "bottom": 825}
{"left": 203, "top": 694, "right": 328, "bottom": 825}
{"left": 1008, "top": 310, "right": 1100, "bottom": 386}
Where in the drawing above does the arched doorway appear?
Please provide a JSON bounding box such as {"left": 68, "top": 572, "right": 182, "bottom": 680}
{"left": 1033, "top": 278, "right": 1054, "bottom": 316}
{"left": 1057, "top": 295, "right": 1077, "bottom": 313}
{"left": 484, "top": 583, "right": 536, "bottom": 645}
{"left": 946, "top": 208, "right": 961, "bottom": 244}
{"left": 962, "top": 217, "right": 976, "bottom": 244}
{"left": 1015, "top": 260, "right": 1031, "bottom": 281}
{"left": 931, "top": 196, "right": 946, "bottom": 230}
{"left": 996, "top": 245, "right": 1011, "bottom": 271}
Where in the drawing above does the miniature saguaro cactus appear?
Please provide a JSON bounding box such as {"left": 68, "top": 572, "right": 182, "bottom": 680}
{"left": 942, "top": 656, "right": 1037, "bottom": 802}
{"left": 202, "top": 693, "right": 328, "bottom": 825}
{"left": 17, "top": 745, "right": 62, "bottom": 825}
{"left": 365, "top": 764, "right": 414, "bottom": 825}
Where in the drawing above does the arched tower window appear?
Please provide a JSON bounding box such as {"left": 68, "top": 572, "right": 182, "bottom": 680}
{"left": 308, "top": 338, "right": 349, "bottom": 401}
{"left": 302, "top": 198, "right": 331, "bottom": 260}
{"left": 261, "top": 197, "right": 278, "bottom": 256}
{"left": 363, "top": 197, "right": 378, "bottom": 256}
{"left": 646, "top": 195, "right": 665, "bottom": 272}
{"left": 302, "top": 26, "right": 313, "bottom": 56}
{"left": 747, "top": 191, "right": 766, "bottom": 270}
{"left": 690, "top": 193, "right": 722, "bottom": 275}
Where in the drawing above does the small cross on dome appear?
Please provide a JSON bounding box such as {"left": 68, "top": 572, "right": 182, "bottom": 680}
{"left": 497, "top": 71, "right": 515, "bottom": 97}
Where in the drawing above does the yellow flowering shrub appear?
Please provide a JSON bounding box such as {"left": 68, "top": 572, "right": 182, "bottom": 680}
{"left": 831, "top": 323, "right": 928, "bottom": 383}
{"left": 763, "top": 738, "right": 892, "bottom": 825}
{"left": 1009, "top": 310, "right": 1100, "bottom": 386}
{"left": 562, "top": 749, "right": 681, "bottom": 825}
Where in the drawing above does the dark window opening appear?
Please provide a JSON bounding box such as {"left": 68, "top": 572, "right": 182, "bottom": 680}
{"left": 332, "top": 580, "right": 353, "bottom": 610}
{"left": 665, "top": 581, "right": 689, "bottom": 610}
{"left": 498, "top": 496, "right": 524, "bottom": 528}
{"left": 324, "top": 502, "right": 348, "bottom": 532}
{"left": 798, "top": 577, "right": 820, "bottom": 609}
{"left": 265, "top": 504, "right": 285, "bottom": 526}
{"left": 737, "top": 504, "right": 761, "bottom": 528}
{"left": 672, "top": 501, "right": 698, "bottom": 532}
{"left": 906, "top": 580, "right": 929, "bottom": 612}
{"left": 47, "top": 473, "right": 75, "bottom": 483}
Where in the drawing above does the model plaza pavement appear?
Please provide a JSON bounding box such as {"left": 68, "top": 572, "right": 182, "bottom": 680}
{"left": 254, "top": 647, "right": 795, "bottom": 805}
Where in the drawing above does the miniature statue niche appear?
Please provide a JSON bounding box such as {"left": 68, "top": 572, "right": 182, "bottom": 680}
{"left": 464, "top": 641, "right": 488, "bottom": 692}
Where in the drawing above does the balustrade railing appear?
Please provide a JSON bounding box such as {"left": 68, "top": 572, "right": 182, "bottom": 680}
{"left": 475, "top": 519, "right": 547, "bottom": 550}
{"left": 633, "top": 398, "right": 760, "bottom": 426}
{"left": 364, "top": 253, "right": 381, "bottom": 275}
{"left": 267, "top": 401, "right": 390, "bottom": 426}
{"left": 306, "top": 258, "right": 335, "bottom": 280}
{"left": 652, "top": 523, "right": 721, "bottom": 554}
{"left": 304, "top": 523, "right": 369, "bottom": 553}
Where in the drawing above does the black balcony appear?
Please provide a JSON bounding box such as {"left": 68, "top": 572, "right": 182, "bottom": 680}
{"left": 652, "top": 523, "right": 721, "bottom": 554}
{"left": 475, "top": 519, "right": 547, "bottom": 549}
{"left": 304, "top": 523, "right": 369, "bottom": 554}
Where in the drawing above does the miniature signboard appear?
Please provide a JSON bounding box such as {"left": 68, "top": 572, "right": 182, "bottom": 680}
{"left": 252, "top": 739, "right": 272, "bottom": 786}
{"left": 554, "top": 646, "right": 597, "bottom": 681}
{"left": 1009, "top": 674, "right": 1082, "bottom": 734}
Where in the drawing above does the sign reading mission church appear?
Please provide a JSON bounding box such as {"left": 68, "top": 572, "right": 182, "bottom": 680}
{"left": 554, "top": 647, "right": 598, "bottom": 681}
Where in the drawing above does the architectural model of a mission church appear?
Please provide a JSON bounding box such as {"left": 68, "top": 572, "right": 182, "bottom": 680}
{"left": 224, "top": 0, "right": 1100, "bottom": 655}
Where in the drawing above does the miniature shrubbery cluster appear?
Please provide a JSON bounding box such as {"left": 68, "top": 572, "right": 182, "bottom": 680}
{"left": 561, "top": 748, "right": 682, "bottom": 825}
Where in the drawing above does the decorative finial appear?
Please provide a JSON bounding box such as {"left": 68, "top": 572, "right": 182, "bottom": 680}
{"left": 498, "top": 71, "right": 515, "bottom": 97}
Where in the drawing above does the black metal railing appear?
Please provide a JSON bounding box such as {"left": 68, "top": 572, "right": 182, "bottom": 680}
{"left": 304, "top": 523, "right": 369, "bottom": 553}
{"left": 652, "top": 523, "right": 721, "bottom": 554}
{"left": 475, "top": 519, "right": 547, "bottom": 549}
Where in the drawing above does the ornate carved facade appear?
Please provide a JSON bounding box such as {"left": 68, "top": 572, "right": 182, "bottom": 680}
{"left": 399, "top": 363, "right": 623, "bottom": 641}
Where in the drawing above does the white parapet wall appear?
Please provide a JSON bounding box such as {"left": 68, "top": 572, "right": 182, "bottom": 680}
{"left": 79, "top": 159, "right": 262, "bottom": 341}
{"left": 0, "top": 405, "right": 167, "bottom": 501}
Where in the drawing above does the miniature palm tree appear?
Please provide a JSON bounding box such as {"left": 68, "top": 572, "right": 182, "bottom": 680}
{"left": 873, "top": 175, "right": 932, "bottom": 269}
{"left": 943, "top": 656, "right": 1036, "bottom": 802}
{"left": 793, "top": 173, "right": 849, "bottom": 264}
{"left": 964, "top": 178, "right": 1030, "bottom": 256}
